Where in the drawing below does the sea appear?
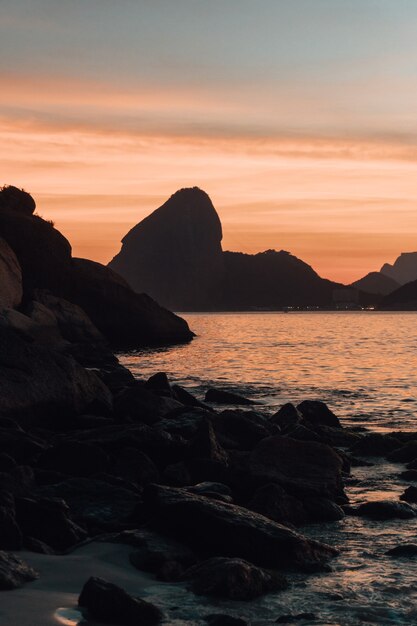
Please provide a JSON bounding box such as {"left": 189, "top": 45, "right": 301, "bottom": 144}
{"left": 119, "top": 312, "right": 417, "bottom": 626}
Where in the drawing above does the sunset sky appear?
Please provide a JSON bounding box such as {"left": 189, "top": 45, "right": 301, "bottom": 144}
{"left": 1, "top": 0, "right": 417, "bottom": 283}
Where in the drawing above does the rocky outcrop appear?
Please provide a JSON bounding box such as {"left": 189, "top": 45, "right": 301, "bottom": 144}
{"left": 109, "top": 187, "right": 224, "bottom": 310}
{"left": 381, "top": 252, "right": 417, "bottom": 285}
{"left": 351, "top": 271, "right": 399, "bottom": 295}
{"left": 0, "top": 238, "right": 22, "bottom": 309}
{"left": 109, "top": 188, "right": 349, "bottom": 311}
{"left": 145, "top": 484, "right": 337, "bottom": 571}
{"left": 0, "top": 551, "right": 38, "bottom": 590}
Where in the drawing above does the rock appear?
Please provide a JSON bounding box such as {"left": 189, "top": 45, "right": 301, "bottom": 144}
{"left": 0, "top": 185, "right": 36, "bottom": 216}
{"left": 0, "top": 327, "right": 112, "bottom": 423}
{"left": 78, "top": 576, "right": 163, "bottom": 625}
{"left": 302, "top": 497, "right": 345, "bottom": 523}
{"left": 0, "top": 428, "right": 46, "bottom": 464}
{"left": 249, "top": 436, "right": 344, "bottom": 499}
{"left": 214, "top": 410, "right": 272, "bottom": 450}
{"left": 128, "top": 529, "right": 197, "bottom": 581}
{"left": 247, "top": 483, "right": 305, "bottom": 526}
{"left": 145, "top": 372, "right": 172, "bottom": 396}
{"left": 205, "top": 388, "right": 256, "bottom": 406}
{"left": 172, "top": 385, "right": 211, "bottom": 410}
{"left": 183, "top": 556, "right": 288, "bottom": 600}
{"left": 160, "top": 407, "right": 211, "bottom": 439}
{"left": 388, "top": 441, "right": 417, "bottom": 463}
{"left": 407, "top": 458, "right": 417, "bottom": 470}
{"left": 0, "top": 492, "right": 22, "bottom": 550}
{"left": 356, "top": 500, "right": 416, "bottom": 520}
{"left": 399, "top": 469, "right": 417, "bottom": 481}
{"left": 0, "top": 551, "right": 38, "bottom": 590}
{"left": 114, "top": 384, "right": 182, "bottom": 425}
{"left": 0, "top": 237, "right": 22, "bottom": 310}
{"left": 162, "top": 461, "right": 192, "bottom": 487}
{"left": 37, "top": 442, "right": 109, "bottom": 478}
{"left": 0, "top": 454, "right": 16, "bottom": 472}
{"left": 39, "top": 478, "right": 139, "bottom": 528}
{"left": 67, "top": 257, "right": 193, "bottom": 349}
{"left": 386, "top": 543, "right": 417, "bottom": 558}
{"left": 109, "top": 187, "right": 224, "bottom": 311}
{"left": 205, "top": 616, "right": 248, "bottom": 626}
{"left": 145, "top": 484, "right": 337, "bottom": 571}
{"left": 15, "top": 497, "right": 87, "bottom": 551}
{"left": 400, "top": 486, "right": 417, "bottom": 503}
{"left": 112, "top": 449, "right": 159, "bottom": 485}
{"left": 187, "top": 482, "right": 233, "bottom": 502}
{"left": 270, "top": 403, "right": 302, "bottom": 430}
{"left": 350, "top": 433, "right": 401, "bottom": 457}
{"left": 190, "top": 419, "right": 229, "bottom": 465}
{"left": 297, "top": 400, "right": 342, "bottom": 429}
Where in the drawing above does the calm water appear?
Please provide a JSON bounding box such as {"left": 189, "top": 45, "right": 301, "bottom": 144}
{"left": 121, "top": 311, "right": 417, "bottom": 432}
{"left": 118, "top": 312, "right": 417, "bottom": 626}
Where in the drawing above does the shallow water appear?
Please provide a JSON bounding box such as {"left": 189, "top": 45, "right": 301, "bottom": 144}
{"left": 121, "top": 311, "right": 417, "bottom": 432}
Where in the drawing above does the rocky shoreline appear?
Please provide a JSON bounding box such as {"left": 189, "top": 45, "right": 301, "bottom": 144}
{"left": 1, "top": 188, "right": 417, "bottom": 625}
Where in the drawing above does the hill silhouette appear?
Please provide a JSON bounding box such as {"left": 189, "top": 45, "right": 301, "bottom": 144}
{"left": 351, "top": 271, "right": 399, "bottom": 296}
{"left": 380, "top": 252, "right": 417, "bottom": 285}
{"left": 109, "top": 187, "right": 350, "bottom": 310}
{"left": 380, "top": 278, "right": 417, "bottom": 310}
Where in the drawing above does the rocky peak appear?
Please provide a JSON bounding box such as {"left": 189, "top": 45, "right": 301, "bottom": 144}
{"left": 381, "top": 252, "right": 417, "bottom": 285}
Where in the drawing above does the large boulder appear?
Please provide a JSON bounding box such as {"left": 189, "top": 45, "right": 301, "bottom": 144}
{"left": 0, "top": 186, "right": 36, "bottom": 216}
{"left": 0, "top": 551, "right": 38, "bottom": 590}
{"left": 0, "top": 237, "right": 22, "bottom": 310}
{"left": 66, "top": 258, "right": 193, "bottom": 348}
{"left": 248, "top": 436, "right": 344, "bottom": 499}
{"left": 0, "top": 328, "right": 112, "bottom": 422}
{"left": 145, "top": 484, "right": 337, "bottom": 571}
{"left": 183, "top": 556, "right": 288, "bottom": 600}
{"left": 109, "top": 187, "right": 224, "bottom": 311}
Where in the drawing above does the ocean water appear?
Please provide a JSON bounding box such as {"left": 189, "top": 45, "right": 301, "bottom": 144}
{"left": 121, "top": 311, "right": 417, "bottom": 432}
{"left": 118, "top": 312, "right": 417, "bottom": 626}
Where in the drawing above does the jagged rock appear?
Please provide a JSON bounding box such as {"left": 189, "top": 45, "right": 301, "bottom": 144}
{"left": 145, "top": 484, "right": 337, "bottom": 571}
{"left": 183, "top": 556, "right": 288, "bottom": 600}
{"left": 356, "top": 500, "right": 416, "bottom": 520}
{"left": 205, "top": 388, "right": 256, "bottom": 406}
{"left": 249, "top": 436, "right": 344, "bottom": 499}
{"left": 386, "top": 544, "right": 417, "bottom": 558}
{"left": 0, "top": 328, "right": 112, "bottom": 422}
{"left": 0, "top": 551, "right": 38, "bottom": 590}
{"left": 15, "top": 497, "right": 86, "bottom": 551}
{"left": 0, "top": 237, "right": 22, "bottom": 310}
{"left": 145, "top": 372, "right": 172, "bottom": 396}
{"left": 297, "top": 400, "right": 342, "bottom": 429}
{"left": 109, "top": 187, "right": 224, "bottom": 311}
{"left": 400, "top": 486, "right": 417, "bottom": 503}
{"left": 78, "top": 576, "right": 163, "bottom": 625}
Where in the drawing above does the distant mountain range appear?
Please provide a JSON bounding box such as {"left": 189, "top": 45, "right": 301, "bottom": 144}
{"left": 351, "top": 252, "right": 417, "bottom": 298}
{"left": 109, "top": 187, "right": 379, "bottom": 311}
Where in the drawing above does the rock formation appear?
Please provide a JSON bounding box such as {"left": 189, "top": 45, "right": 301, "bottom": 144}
{"left": 351, "top": 271, "right": 399, "bottom": 296}
{"left": 110, "top": 187, "right": 224, "bottom": 310}
{"left": 109, "top": 187, "right": 349, "bottom": 310}
{"left": 381, "top": 252, "right": 417, "bottom": 285}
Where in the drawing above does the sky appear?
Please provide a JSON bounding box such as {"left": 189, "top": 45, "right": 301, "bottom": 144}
{"left": 1, "top": 0, "right": 417, "bottom": 283}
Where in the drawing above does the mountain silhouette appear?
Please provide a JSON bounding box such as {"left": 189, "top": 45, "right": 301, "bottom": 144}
{"left": 351, "top": 271, "right": 399, "bottom": 296}
{"left": 109, "top": 187, "right": 354, "bottom": 310}
{"left": 380, "top": 278, "right": 417, "bottom": 310}
{"left": 380, "top": 252, "right": 417, "bottom": 285}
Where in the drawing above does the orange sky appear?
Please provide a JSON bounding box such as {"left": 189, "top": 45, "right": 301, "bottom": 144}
{"left": 1, "top": 2, "right": 417, "bottom": 284}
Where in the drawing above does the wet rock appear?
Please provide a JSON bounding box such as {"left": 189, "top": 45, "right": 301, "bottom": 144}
{"left": 249, "top": 436, "right": 344, "bottom": 499}
{"left": 400, "top": 485, "right": 417, "bottom": 503}
{"left": 114, "top": 384, "right": 182, "bottom": 425}
{"left": 0, "top": 551, "right": 38, "bottom": 590}
{"left": 160, "top": 407, "right": 211, "bottom": 439}
{"left": 37, "top": 442, "right": 109, "bottom": 478}
{"left": 128, "top": 529, "right": 197, "bottom": 581}
{"left": 386, "top": 543, "right": 417, "bottom": 558}
{"left": 205, "top": 616, "right": 248, "bottom": 626}
{"left": 15, "top": 496, "right": 87, "bottom": 551}
{"left": 205, "top": 388, "right": 256, "bottom": 406}
{"left": 388, "top": 441, "right": 417, "bottom": 463}
{"left": 190, "top": 418, "right": 229, "bottom": 465}
{"left": 145, "top": 484, "right": 337, "bottom": 571}
{"left": 78, "top": 576, "right": 163, "bottom": 625}
{"left": 39, "top": 477, "right": 139, "bottom": 529}
{"left": 183, "top": 556, "right": 288, "bottom": 600}
{"left": 302, "top": 497, "right": 345, "bottom": 523}
{"left": 99, "top": 365, "right": 135, "bottom": 394}
{"left": 172, "top": 384, "right": 211, "bottom": 410}
{"left": 297, "top": 400, "right": 342, "bottom": 429}
{"left": 269, "top": 403, "right": 302, "bottom": 430}
{"left": 356, "top": 500, "right": 416, "bottom": 520}
{"left": 275, "top": 614, "right": 316, "bottom": 624}
{"left": 350, "top": 433, "right": 401, "bottom": 457}
{"left": 0, "top": 237, "right": 22, "bottom": 309}
{"left": 187, "top": 481, "right": 233, "bottom": 503}
{"left": 247, "top": 483, "right": 305, "bottom": 526}
{"left": 145, "top": 372, "right": 172, "bottom": 396}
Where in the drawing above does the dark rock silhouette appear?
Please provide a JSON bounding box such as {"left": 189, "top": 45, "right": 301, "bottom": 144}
{"left": 351, "top": 271, "right": 399, "bottom": 295}
{"left": 109, "top": 188, "right": 346, "bottom": 310}
{"left": 110, "top": 187, "right": 224, "bottom": 310}
{"left": 0, "top": 551, "right": 38, "bottom": 589}
{"left": 381, "top": 252, "right": 417, "bottom": 285}
{"left": 379, "top": 278, "right": 417, "bottom": 310}
{"left": 0, "top": 187, "right": 193, "bottom": 347}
